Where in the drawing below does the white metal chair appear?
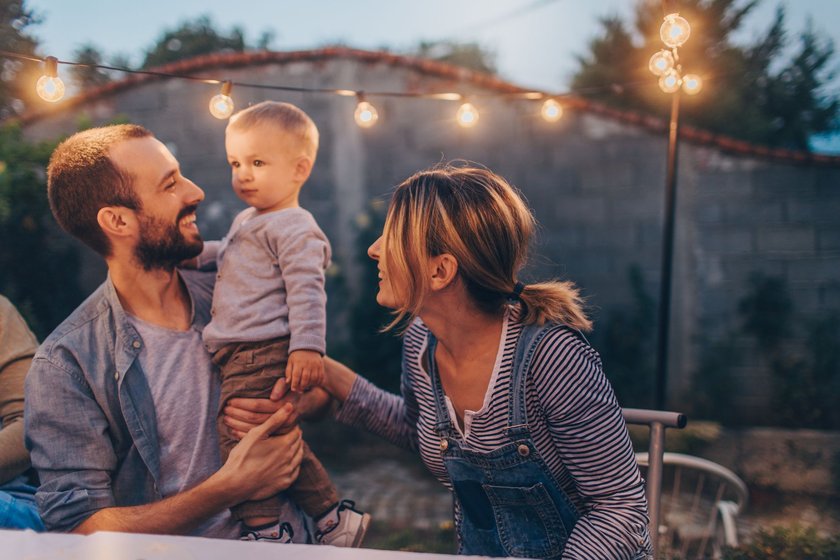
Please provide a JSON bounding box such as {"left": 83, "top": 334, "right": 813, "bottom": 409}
{"left": 635, "top": 452, "right": 749, "bottom": 559}
{"left": 622, "top": 408, "right": 687, "bottom": 559}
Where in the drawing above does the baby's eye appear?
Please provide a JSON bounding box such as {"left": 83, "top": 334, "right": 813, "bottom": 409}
{"left": 253, "top": 159, "right": 265, "bottom": 167}
{"left": 229, "top": 161, "right": 239, "bottom": 168}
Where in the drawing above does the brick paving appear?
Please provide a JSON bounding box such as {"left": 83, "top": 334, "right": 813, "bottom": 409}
{"left": 327, "top": 456, "right": 840, "bottom": 542}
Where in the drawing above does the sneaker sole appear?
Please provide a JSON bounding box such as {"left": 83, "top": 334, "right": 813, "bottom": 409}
{"left": 352, "top": 513, "right": 371, "bottom": 548}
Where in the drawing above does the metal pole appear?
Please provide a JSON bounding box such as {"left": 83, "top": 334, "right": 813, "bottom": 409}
{"left": 654, "top": 91, "right": 681, "bottom": 410}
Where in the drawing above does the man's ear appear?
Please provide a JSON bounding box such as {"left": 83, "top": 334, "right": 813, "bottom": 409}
{"left": 294, "top": 156, "right": 313, "bottom": 182}
{"left": 429, "top": 253, "right": 459, "bottom": 292}
{"left": 96, "top": 206, "right": 136, "bottom": 240}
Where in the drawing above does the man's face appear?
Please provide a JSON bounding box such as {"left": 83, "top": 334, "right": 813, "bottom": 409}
{"left": 108, "top": 136, "right": 205, "bottom": 271}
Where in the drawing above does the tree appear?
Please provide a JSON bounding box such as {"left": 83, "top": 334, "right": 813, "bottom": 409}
{"left": 412, "top": 40, "right": 497, "bottom": 74}
{"left": 141, "top": 15, "right": 246, "bottom": 69}
{"left": 0, "top": 0, "right": 40, "bottom": 119}
{"left": 69, "top": 43, "right": 113, "bottom": 89}
{"left": 573, "top": 0, "right": 839, "bottom": 150}
{"left": 0, "top": 124, "right": 84, "bottom": 338}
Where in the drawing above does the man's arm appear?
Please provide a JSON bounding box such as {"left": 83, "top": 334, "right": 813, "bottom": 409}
{"left": 74, "top": 404, "right": 303, "bottom": 535}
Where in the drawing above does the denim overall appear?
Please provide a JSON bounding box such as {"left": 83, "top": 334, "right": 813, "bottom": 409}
{"left": 427, "top": 322, "right": 580, "bottom": 558}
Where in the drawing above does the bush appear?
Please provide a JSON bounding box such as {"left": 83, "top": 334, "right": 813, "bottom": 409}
{"left": 723, "top": 525, "right": 840, "bottom": 560}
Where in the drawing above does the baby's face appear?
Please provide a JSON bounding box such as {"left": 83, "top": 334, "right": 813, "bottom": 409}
{"left": 225, "top": 125, "right": 303, "bottom": 214}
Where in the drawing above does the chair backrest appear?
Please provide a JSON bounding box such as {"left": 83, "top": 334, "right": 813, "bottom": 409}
{"left": 622, "top": 408, "right": 687, "bottom": 558}
{"left": 636, "top": 452, "right": 749, "bottom": 558}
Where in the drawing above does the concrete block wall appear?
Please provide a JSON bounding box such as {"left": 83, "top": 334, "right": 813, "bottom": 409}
{"left": 21, "top": 54, "right": 840, "bottom": 422}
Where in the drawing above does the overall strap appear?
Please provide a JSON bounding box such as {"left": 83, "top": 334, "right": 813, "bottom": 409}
{"left": 425, "top": 333, "right": 456, "bottom": 436}
{"left": 507, "top": 322, "right": 556, "bottom": 437}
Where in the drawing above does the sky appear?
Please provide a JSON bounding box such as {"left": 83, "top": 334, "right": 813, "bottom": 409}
{"left": 23, "top": 0, "right": 840, "bottom": 152}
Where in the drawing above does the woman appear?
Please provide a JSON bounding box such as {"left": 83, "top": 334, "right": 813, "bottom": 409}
{"left": 228, "top": 164, "right": 650, "bottom": 559}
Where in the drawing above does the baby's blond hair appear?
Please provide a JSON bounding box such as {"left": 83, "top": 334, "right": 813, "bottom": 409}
{"left": 227, "top": 101, "right": 319, "bottom": 160}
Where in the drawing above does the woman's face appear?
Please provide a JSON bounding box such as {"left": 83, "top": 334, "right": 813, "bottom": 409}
{"left": 368, "top": 235, "right": 403, "bottom": 309}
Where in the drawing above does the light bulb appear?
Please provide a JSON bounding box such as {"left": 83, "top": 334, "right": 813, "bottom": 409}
{"left": 36, "top": 56, "right": 65, "bottom": 103}
{"left": 648, "top": 49, "right": 675, "bottom": 76}
{"left": 660, "top": 13, "right": 691, "bottom": 48}
{"left": 456, "top": 102, "right": 479, "bottom": 128}
{"left": 682, "top": 74, "right": 703, "bottom": 95}
{"left": 541, "top": 99, "right": 563, "bottom": 123}
{"left": 658, "top": 69, "right": 682, "bottom": 93}
{"left": 354, "top": 100, "right": 378, "bottom": 128}
{"left": 209, "top": 81, "right": 234, "bottom": 119}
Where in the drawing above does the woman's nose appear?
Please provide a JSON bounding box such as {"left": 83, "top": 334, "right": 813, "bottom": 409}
{"left": 367, "top": 235, "right": 382, "bottom": 260}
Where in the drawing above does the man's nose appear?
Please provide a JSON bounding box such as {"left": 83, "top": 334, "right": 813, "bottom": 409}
{"left": 183, "top": 177, "right": 205, "bottom": 203}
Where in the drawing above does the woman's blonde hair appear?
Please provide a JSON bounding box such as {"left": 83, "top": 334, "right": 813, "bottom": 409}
{"left": 381, "top": 163, "right": 592, "bottom": 332}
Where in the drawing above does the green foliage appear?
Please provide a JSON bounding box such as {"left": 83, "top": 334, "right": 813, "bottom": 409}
{"left": 364, "top": 523, "right": 456, "bottom": 554}
{"left": 141, "top": 15, "right": 246, "bottom": 69}
{"left": 688, "top": 337, "right": 741, "bottom": 425}
{"left": 596, "top": 265, "right": 656, "bottom": 408}
{"left": 0, "top": 0, "right": 40, "bottom": 118}
{"left": 336, "top": 198, "right": 404, "bottom": 393}
{"left": 0, "top": 124, "right": 83, "bottom": 338}
{"left": 412, "top": 40, "right": 497, "bottom": 74}
{"left": 573, "top": 0, "right": 839, "bottom": 150}
{"left": 69, "top": 43, "right": 113, "bottom": 89}
{"left": 737, "top": 273, "right": 840, "bottom": 429}
{"left": 722, "top": 525, "right": 840, "bottom": 559}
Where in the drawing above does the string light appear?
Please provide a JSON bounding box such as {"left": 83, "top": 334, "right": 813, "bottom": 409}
{"left": 648, "top": 50, "right": 675, "bottom": 77}
{"left": 660, "top": 13, "right": 691, "bottom": 48}
{"left": 540, "top": 98, "right": 563, "bottom": 122}
{"left": 682, "top": 74, "right": 702, "bottom": 95}
{"left": 36, "top": 56, "right": 65, "bottom": 103}
{"left": 209, "top": 81, "right": 234, "bottom": 119}
{"left": 353, "top": 94, "right": 378, "bottom": 128}
{"left": 456, "top": 100, "right": 479, "bottom": 128}
{"left": 658, "top": 70, "right": 682, "bottom": 94}
{"left": 1, "top": 49, "right": 702, "bottom": 130}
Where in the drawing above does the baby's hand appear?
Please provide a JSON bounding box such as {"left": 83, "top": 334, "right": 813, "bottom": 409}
{"left": 285, "top": 349, "right": 325, "bottom": 392}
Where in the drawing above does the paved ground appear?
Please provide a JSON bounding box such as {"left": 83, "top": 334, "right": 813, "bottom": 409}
{"left": 327, "top": 453, "right": 840, "bottom": 539}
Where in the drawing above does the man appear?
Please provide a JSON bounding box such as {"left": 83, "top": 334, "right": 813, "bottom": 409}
{"left": 24, "top": 124, "right": 320, "bottom": 541}
{"left": 0, "top": 295, "right": 43, "bottom": 531}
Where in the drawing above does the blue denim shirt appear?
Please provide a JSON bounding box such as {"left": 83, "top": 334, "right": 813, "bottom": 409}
{"left": 23, "top": 271, "right": 216, "bottom": 532}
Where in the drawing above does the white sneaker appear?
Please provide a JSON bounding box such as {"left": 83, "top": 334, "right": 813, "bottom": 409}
{"left": 315, "top": 500, "right": 371, "bottom": 547}
{"left": 240, "top": 521, "right": 294, "bottom": 543}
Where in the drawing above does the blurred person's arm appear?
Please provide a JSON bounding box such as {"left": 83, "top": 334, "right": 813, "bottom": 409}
{"left": 0, "top": 296, "right": 39, "bottom": 483}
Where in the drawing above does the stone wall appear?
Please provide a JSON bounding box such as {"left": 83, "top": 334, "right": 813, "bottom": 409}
{"left": 21, "top": 52, "right": 840, "bottom": 422}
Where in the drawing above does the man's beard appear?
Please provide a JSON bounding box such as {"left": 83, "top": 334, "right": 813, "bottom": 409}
{"left": 134, "top": 205, "right": 203, "bottom": 271}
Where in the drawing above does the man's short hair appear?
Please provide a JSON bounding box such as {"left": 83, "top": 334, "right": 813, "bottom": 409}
{"left": 227, "top": 101, "right": 319, "bottom": 160}
{"left": 47, "top": 124, "right": 151, "bottom": 256}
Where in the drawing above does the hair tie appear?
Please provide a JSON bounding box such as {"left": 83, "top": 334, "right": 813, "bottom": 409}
{"left": 510, "top": 281, "right": 525, "bottom": 300}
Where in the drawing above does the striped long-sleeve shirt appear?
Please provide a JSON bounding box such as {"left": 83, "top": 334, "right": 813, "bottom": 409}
{"left": 335, "top": 309, "right": 651, "bottom": 559}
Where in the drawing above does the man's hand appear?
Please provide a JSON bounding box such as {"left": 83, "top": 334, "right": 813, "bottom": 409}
{"left": 285, "top": 349, "right": 324, "bottom": 392}
{"left": 219, "top": 402, "right": 304, "bottom": 502}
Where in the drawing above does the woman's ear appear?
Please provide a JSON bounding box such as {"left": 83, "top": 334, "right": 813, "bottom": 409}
{"left": 97, "top": 206, "right": 136, "bottom": 240}
{"left": 429, "top": 253, "right": 458, "bottom": 292}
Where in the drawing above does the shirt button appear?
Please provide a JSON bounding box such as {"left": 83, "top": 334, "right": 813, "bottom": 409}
{"left": 517, "top": 444, "right": 530, "bottom": 457}
{"left": 132, "top": 340, "right": 141, "bottom": 349}
{"left": 114, "top": 371, "right": 120, "bottom": 380}
{"left": 439, "top": 439, "right": 449, "bottom": 452}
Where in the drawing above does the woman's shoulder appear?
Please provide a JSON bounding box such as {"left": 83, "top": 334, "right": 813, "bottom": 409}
{"left": 524, "top": 322, "right": 603, "bottom": 384}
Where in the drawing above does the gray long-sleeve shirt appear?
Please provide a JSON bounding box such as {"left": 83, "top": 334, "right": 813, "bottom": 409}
{"left": 202, "top": 207, "right": 331, "bottom": 355}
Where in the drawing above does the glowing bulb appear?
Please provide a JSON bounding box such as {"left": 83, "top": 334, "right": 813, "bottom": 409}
{"left": 36, "top": 56, "right": 65, "bottom": 103}
{"left": 660, "top": 13, "right": 691, "bottom": 48}
{"left": 456, "top": 102, "right": 479, "bottom": 128}
{"left": 658, "top": 69, "right": 682, "bottom": 93}
{"left": 354, "top": 100, "right": 378, "bottom": 128}
{"left": 209, "top": 81, "right": 234, "bottom": 119}
{"left": 648, "top": 49, "right": 675, "bottom": 76}
{"left": 682, "top": 74, "right": 703, "bottom": 95}
{"left": 541, "top": 99, "right": 563, "bottom": 123}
